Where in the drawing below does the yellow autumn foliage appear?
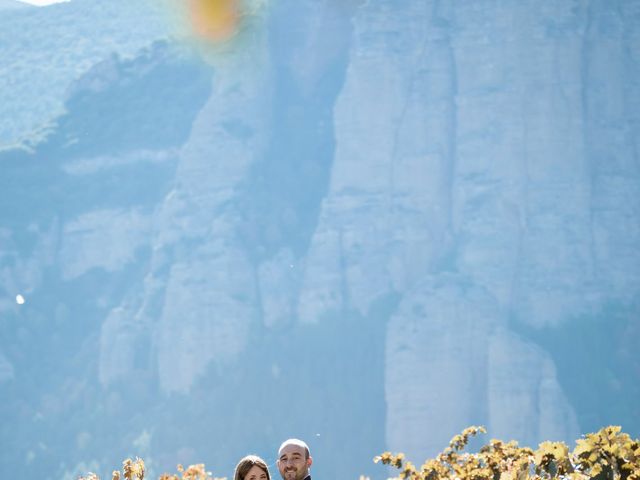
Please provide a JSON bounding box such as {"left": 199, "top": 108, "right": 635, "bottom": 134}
{"left": 77, "top": 425, "right": 639, "bottom": 480}
{"left": 375, "top": 425, "right": 640, "bottom": 480}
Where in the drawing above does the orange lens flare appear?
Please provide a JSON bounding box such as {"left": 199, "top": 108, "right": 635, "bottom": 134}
{"left": 188, "top": 0, "right": 240, "bottom": 41}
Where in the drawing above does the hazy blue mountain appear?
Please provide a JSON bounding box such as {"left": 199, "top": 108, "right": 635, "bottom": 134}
{"left": 0, "top": 0, "right": 171, "bottom": 146}
{"left": 1, "top": 1, "right": 639, "bottom": 480}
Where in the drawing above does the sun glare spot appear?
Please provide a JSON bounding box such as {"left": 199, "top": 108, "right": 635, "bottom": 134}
{"left": 187, "top": 0, "right": 240, "bottom": 42}
{"left": 16, "top": 294, "right": 25, "bottom": 305}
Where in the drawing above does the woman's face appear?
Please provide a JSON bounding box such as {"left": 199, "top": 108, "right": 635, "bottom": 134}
{"left": 245, "top": 465, "right": 268, "bottom": 480}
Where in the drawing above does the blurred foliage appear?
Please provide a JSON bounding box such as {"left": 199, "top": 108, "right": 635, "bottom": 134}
{"left": 374, "top": 426, "right": 640, "bottom": 480}
{"left": 77, "top": 457, "right": 226, "bottom": 480}
{"left": 76, "top": 426, "right": 639, "bottom": 480}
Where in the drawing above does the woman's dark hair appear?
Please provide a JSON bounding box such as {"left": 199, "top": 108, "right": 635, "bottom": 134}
{"left": 234, "top": 455, "right": 271, "bottom": 480}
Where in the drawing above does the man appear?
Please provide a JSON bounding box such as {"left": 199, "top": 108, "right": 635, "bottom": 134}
{"left": 277, "top": 438, "right": 313, "bottom": 480}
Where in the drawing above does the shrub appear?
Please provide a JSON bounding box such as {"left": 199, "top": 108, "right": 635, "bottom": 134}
{"left": 374, "top": 426, "right": 640, "bottom": 480}
{"left": 78, "top": 426, "right": 640, "bottom": 480}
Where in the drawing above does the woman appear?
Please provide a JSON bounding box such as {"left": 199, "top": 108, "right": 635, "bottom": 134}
{"left": 234, "top": 455, "right": 271, "bottom": 480}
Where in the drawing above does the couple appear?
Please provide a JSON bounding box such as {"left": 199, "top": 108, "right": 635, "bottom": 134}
{"left": 234, "top": 439, "right": 312, "bottom": 480}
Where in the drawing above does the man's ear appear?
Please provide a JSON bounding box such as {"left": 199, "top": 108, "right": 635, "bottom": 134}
{"left": 307, "top": 456, "right": 313, "bottom": 467}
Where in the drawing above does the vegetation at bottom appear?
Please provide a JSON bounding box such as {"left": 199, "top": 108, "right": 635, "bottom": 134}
{"left": 79, "top": 460, "right": 225, "bottom": 480}
{"left": 79, "top": 425, "right": 639, "bottom": 480}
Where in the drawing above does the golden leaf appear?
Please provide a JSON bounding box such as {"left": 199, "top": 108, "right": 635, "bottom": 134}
{"left": 123, "top": 459, "right": 135, "bottom": 480}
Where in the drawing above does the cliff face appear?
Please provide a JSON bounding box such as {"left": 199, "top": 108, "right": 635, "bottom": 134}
{"left": 1, "top": 1, "right": 639, "bottom": 479}
{"left": 299, "top": 0, "right": 639, "bottom": 458}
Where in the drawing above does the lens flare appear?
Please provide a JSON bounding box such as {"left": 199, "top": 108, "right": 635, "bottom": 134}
{"left": 188, "top": 0, "right": 240, "bottom": 41}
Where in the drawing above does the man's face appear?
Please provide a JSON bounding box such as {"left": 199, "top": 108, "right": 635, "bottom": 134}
{"left": 277, "top": 444, "right": 311, "bottom": 480}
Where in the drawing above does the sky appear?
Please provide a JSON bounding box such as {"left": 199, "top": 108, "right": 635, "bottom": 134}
{"left": 17, "top": 0, "right": 69, "bottom": 5}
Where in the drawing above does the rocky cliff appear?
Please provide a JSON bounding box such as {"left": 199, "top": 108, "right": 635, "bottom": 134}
{"left": 1, "top": 1, "right": 639, "bottom": 479}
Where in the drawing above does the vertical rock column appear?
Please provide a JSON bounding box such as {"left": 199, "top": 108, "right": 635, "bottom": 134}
{"left": 99, "top": 12, "right": 273, "bottom": 394}
{"left": 154, "top": 25, "right": 272, "bottom": 393}
{"left": 298, "top": 0, "right": 452, "bottom": 323}
{"left": 386, "top": 0, "right": 582, "bottom": 457}
{"left": 586, "top": 0, "right": 640, "bottom": 303}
